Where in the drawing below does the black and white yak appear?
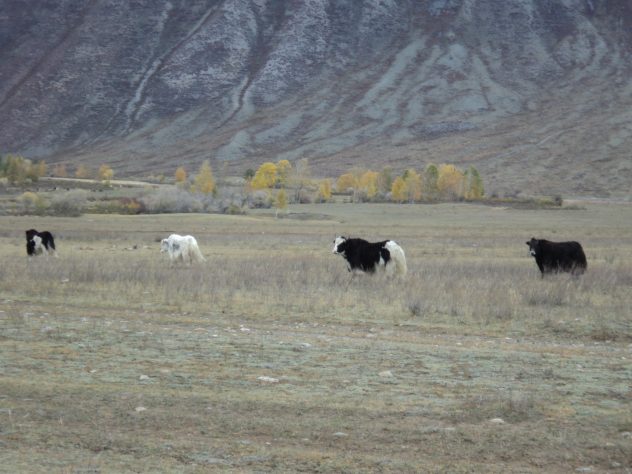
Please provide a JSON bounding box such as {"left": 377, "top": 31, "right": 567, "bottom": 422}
{"left": 25, "top": 229, "right": 57, "bottom": 256}
{"left": 332, "top": 236, "right": 407, "bottom": 277}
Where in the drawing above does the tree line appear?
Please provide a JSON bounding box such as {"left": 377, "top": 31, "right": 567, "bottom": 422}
{"left": 334, "top": 163, "right": 484, "bottom": 202}
{"left": 2, "top": 153, "right": 485, "bottom": 216}
{"left": 238, "top": 160, "right": 484, "bottom": 204}
{"left": 0, "top": 154, "right": 114, "bottom": 185}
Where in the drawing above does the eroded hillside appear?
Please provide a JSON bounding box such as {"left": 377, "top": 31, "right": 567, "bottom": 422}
{"left": 1, "top": 0, "right": 631, "bottom": 196}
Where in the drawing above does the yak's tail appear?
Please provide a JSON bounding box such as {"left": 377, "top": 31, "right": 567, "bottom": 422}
{"left": 385, "top": 241, "right": 407, "bottom": 277}
{"left": 47, "top": 235, "right": 58, "bottom": 257}
{"left": 189, "top": 240, "right": 206, "bottom": 263}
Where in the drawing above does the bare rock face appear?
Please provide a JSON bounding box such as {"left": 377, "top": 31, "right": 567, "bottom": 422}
{"left": 1, "top": 0, "right": 631, "bottom": 196}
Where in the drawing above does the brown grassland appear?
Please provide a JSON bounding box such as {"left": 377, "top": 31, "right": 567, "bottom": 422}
{"left": 1, "top": 202, "right": 631, "bottom": 473}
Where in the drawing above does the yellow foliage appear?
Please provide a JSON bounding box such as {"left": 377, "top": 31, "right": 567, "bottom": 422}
{"left": 275, "top": 189, "right": 288, "bottom": 217}
{"left": 174, "top": 166, "right": 187, "bottom": 183}
{"left": 53, "top": 163, "right": 68, "bottom": 178}
{"left": 98, "top": 164, "right": 114, "bottom": 182}
{"left": 19, "top": 191, "right": 46, "bottom": 213}
{"left": 75, "top": 164, "right": 91, "bottom": 179}
{"left": 336, "top": 173, "right": 358, "bottom": 193}
{"left": 192, "top": 160, "right": 216, "bottom": 195}
{"left": 36, "top": 160, "right": 47, "bottom": 178}
{"left": 391, "top": 176, "right": 408, "bottom": 202}
{"left": 1, "top": 154, "right": 35, "bottom": 184}
{"left": 275, "top": 188, "right": 288, "bottom": 210}
{"left": 20, "top": 191, "right": 40, "bottom": 205}
{"left": 437, "top": 164, "right": 465, "bottom": 199}
{"left": 404, "top": 169, "right": 422, "bottom": 202}
{"left": 318, "top": 179, "right": 332, "bottom": 201}
{"left": 359, "top": 170, "right": 379, "bottom": 198}
{"left": 25, "top": 159, "right": 45, "bottom": 182}
{"left": 252, "top": 162, "right": 277, "bottom": 190}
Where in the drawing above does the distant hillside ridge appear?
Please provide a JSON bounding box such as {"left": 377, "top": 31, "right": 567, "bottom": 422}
{"left": 1, "top": 0, "right": 631, "bottom": 197}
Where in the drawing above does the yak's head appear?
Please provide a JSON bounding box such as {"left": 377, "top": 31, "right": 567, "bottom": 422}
{"left": 160, "top": 239, "right": 170, "bottom": 253}
{"left": 526, "top": 237, "right": 540, "bottom": 257}
{"left": 332, "top": 236, "right": 348, "bottom": 256}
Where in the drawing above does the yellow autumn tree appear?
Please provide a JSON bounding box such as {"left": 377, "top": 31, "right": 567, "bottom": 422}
{"left": 174, "top": 166, "right": 187, "bottom": 184}
{"left": 391, "top": 176, "right": 408, "bottom": 202}
{"left": 75, "top": 164, "right": 91, "bottom": 179}
{"left": 437, "top": 164, "right": 465, "bottom": 200}
{"left": 336, "top": 172, "right": 358, "bottom": 193}
{"left": 317, "top": 179, "right": 332, "bottom": 202}
{"left": 251, "top": 162, "right": 277, "bottom": 190}
{"left": 359, "top": 170, "right": 379, "bottom": 199}
{"left": 2, "top": 154, "right": 27, "bottom": 184}
{"left": 98, "top": 164, "right": 114, "bottom": 183}
{"left": 35, "top": 160, "right": 47, "bottom": 179}
{"left": 52, "top": 163, "right": 68, "bottom": 178}
{"left": 404, "top": 169, "right": 423, "bottom": 202}
{"left": 275, "top": 188, "right": 288, "bottom": 217}
{"left": 192, "top": 160, "right": 216, "bottom": 195}
{"left": 25, "top": 159, "right": 45, "bottom": 182}
{"left": 276, "top": 159, "right": 291, "bottom": 187}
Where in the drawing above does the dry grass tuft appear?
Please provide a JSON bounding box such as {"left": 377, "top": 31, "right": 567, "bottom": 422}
{"left": 451, "top": 391, "right": 543, "bottom": 424}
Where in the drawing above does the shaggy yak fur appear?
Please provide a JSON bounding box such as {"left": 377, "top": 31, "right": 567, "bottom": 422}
{"left": 332, "top": 236, "right": 407, "bottom": 277}
{"left": 160, "top": 233, "right": 205, "bottom": 265}
{"left": 526, "top": 237, "right": 587, "bottom": 276}
{"left": 25, "top": 229, "right": 56, "bottom": 256}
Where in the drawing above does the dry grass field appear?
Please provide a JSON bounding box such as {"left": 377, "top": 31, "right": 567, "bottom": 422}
{"left": 1, "top": 202, "right": 631, "bottom": 473}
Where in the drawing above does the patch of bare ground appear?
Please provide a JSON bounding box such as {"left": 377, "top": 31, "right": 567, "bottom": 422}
{"left": 1, "top": 203, "right": 631, "bottom": 472}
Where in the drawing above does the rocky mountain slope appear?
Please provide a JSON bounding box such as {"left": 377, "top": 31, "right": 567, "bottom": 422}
{"left": 1, "top": 0, "right": 631, "bottom": 197}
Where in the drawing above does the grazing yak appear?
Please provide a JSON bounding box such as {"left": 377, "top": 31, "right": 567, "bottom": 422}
{"left": 160, "top": 234, "right": 205, "bottom": 265}
{"left": 526, "top": 237, "right": 587, "bottom": 276}
{"left": 25, "top": 229, "right": 57, "bottom": 256}
{"left": 332, "top": 236, "right": 407, "bottom": 277}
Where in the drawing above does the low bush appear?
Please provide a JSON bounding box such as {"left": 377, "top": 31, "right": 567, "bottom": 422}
{"left": 48, "top": 189, "right": 88, "bottom": 216}
{"left": 93, "top": 197, "right": 146, "bottom": 214}
{"left": 19, "top": 191, "right": 48, "bottom": 215}
{"left": 140, "top": 187, "right": 203, "bottom": 213}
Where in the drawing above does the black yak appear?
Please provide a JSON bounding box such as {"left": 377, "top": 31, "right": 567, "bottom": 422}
{"left": 526, "top": 237, "right": 586, "bottom": 276}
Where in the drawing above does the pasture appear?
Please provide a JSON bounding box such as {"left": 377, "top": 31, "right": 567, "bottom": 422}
{"left": 1, "top": 202, "right": 631, "bottom": 473}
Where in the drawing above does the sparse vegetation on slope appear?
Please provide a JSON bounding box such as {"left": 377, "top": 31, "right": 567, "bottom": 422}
{"left": 1, "top": 2, "right": 631, "bottom": 196}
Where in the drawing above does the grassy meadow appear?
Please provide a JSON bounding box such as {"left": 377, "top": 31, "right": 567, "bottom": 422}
{"left": 1, "top": 202, "right": 631, "bottom": 472}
